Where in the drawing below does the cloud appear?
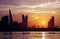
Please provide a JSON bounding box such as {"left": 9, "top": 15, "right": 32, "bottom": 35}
{"left": 20, "top": 1, "right": 60, "bottom": 8}
{"left": 0, "top": 0, "right": 60, "bottom": 6}
{"left": 0, "top": 0, "right": 20, "bottom": 6}
{"left": 0, "top": 0, "right": 60, "bottom": 14}
{"left": 0, "top": 1, "right": 60, "bottom": 9}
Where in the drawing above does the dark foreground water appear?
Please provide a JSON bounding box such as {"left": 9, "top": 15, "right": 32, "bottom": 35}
{"left": 0, "top": 31, "right": 60, "bottom": 39}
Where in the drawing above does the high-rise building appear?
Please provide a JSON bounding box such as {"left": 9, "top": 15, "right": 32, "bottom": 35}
{"left": 48, "top": 16, "right": 55, "bottom": 28}
{"left": 22, "top": 14, "right": 28, "bottom": 29}
{"left": 1, "top": 15, "right": 8, "bottom": 29}
{"left": 25, "top": 15, "right": 28, "bottom": 27}
{"left": 22, "top": 14, "right": 25, "bottom": 27}
{"left": 9, "top": 9, "right": 13, "bottom": 25}
{"left": 1, "top": 15, "right": 8, "bottom": 25}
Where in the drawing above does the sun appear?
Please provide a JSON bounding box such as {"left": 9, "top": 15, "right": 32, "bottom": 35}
{"left": 42, "top": 21, "right": 46, "bottom": 25}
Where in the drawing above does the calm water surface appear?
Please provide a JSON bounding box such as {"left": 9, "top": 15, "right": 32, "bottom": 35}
{"left": 12, "top": 31, "right": 60, "bottom": 39}
{"left": 0, "top": 31, "right": 60, "bottom": 39}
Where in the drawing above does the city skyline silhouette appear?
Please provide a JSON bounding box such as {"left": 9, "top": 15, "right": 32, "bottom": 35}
{"left": 0, "top": 9, "right": 60, "bottom": 31}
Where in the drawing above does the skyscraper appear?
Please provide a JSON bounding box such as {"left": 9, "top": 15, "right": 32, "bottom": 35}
{"left": 48, "top": 16, "right": 55, "bottom": 28}
{"left": 52, "top": 16, "right": 54, "bottom": 28}
{"left": 25, "top": 15, "right": 28, "bottom": 27}
{"left": 22, "top": 14, "right": 28, "bottom": 29}
{"left": 22, "top": 14, "right": 25, "bottom": 27}
{"left": 9, "top": 9, "right": 13, "bottom": 25}
{"left": 1, "top": 15, "right": 8, "bottom": 29}
{"left": 1, "top": 16, "right": 8, "bottom": 25}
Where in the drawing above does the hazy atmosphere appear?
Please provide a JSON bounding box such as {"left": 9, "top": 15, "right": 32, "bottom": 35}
{"left": 0, "top": 0, "right": 60, "bottom": 28}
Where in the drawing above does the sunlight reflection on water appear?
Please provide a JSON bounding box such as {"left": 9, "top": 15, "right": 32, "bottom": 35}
{"left": 0, "top": 31, "right": 60, "bottom": 39}
{"left": 42, "top": 32, "right": 45, "bottom": 39}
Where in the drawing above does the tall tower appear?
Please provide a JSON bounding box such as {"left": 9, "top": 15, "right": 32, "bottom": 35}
{"left": 22, "top": 14, "right": 25, "bottom": 27}
{"left": 22, "top": 14, "right": 28, "bottom": 29}
{"left": 48, "top": 16, "right": 55, "bottom": 28}
{"left": 9, "top": 9, "right": 13, "bottom": 25}
{"left": 25, "top": 15, "right": 28, "bottom": 27}
{"left": 51, "top": 16, "right": 54, "bottom": 28}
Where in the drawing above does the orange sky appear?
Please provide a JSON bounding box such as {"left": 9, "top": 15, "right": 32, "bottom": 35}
{"left": 0, "top": 0, "right": 60, "bottom": 28}
{"left": 0, "top": 8, "right": 60, "bottom": 28}
{"left": 9, "top": 10, "right": 60, "bottom": 28}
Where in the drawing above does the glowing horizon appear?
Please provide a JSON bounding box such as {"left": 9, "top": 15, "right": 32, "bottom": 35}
{"left": 0, "top": 0, "right": 60, "bottom": 28}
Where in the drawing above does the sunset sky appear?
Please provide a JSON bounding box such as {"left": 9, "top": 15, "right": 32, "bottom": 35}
{"left": 0, "top": 0, "right": 60, "bottom": 28}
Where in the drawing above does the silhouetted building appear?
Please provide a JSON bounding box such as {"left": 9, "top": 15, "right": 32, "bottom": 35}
{"left": 0, "top": 9, "right": 29, "bottom": 30}
{"left": 22, "top": 14, "right": 28, "bottom": 29}
{"left": 25, "top": 15, "right": 28, "bottom": 27}
{"left": 22, "top": 14, "right": 25, "bottom": 27}
{"left": 18, "top": 22, "right": 23, "bottom": 29}
{"left": 48, "top": 16, "right": 55, "bottom": 28}
{"left": 13, "top": 21, "right": 19, "bottom": 29}
{"left": 9, "top": 9, "right": 13, "bottom": 25}
{"left": 8, "top": 9, "right": 14, "bottom": 29}
{"left": 1, "top": 15, "right": 8, "bottom": 29}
